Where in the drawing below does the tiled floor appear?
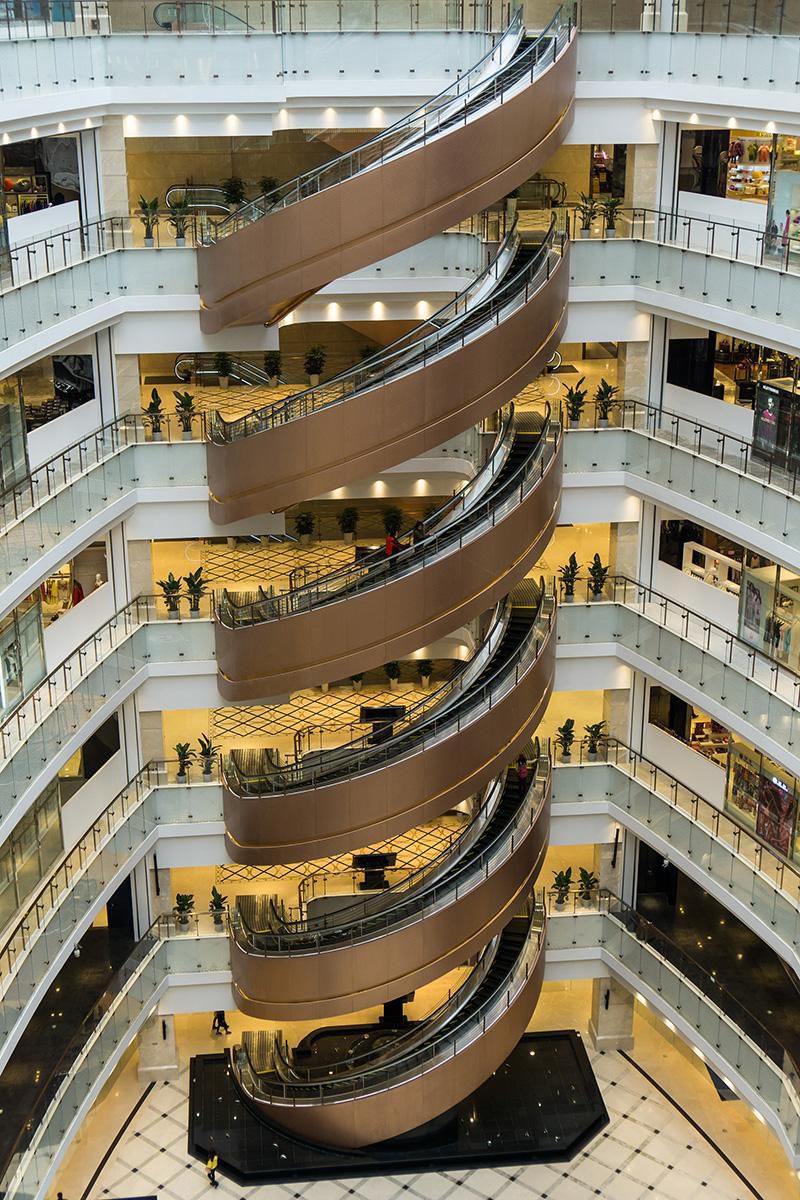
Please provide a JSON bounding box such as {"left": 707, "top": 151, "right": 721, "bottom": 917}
{"left": 82, "top": 1044, "right": 756, "bottom": 1200}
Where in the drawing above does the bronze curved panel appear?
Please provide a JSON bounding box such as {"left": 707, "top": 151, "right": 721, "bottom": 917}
{"left": 207, "top": 247, "right": 568, "bottom": 522}
{"left": 197, "top": 37, "right": 576, "bottom": 331}
{"left": 215, "top": 438, "right": 562, "bottom": 698}
{"left": 223, "top": 615, "right": 555, "bottom": 864}
{"left": 236, "top": 925, "right": 546, "bottom": 1147}
{"left": 230, "top": 788, "right": 549, "bottom": 1021}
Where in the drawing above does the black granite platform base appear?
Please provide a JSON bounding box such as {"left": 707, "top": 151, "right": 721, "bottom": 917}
{"left": 188, "top": 1030, "right": 608, "bottom": 1185}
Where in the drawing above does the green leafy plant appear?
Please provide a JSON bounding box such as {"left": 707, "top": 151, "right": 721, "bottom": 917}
{"left": 552, "top": 867, "right": 573, "bottom": 905}
{"left": 174, "top": 892, "right": 195, "bottom": 924}
{"left": 138, "top": 194, "right": 159, "bottom": 240}
{"left": 174, "top": 742, "right": 195, "bottom": 777}
{"left": 183, "top": 566, "right": 206, "bottom": 612}
{"left": 584, "top": 720, "right": 608, "bottom": 756}
{"left": 576, "top": 191, "right": 597, "bottom": 231}
{"left": 555, "top": 718, "right": 575, "bottom": 758}
{"left": 173, "top": 389, "right": 196, "bottom": 434}
{"left": 578, "top": 866, "right": 599, "bottom": 901}
{"left": 157, "top": 571, "right": 182, "bottom": 614}
{"left": 214, "top": 351, "right": 233, "bottom": 381}
{"left": 558, "top": 552, "right": 580, "bottom": 598}
{"left": 350, "top": 672, "right": 364, "bottom": 688}
{"left": 210, "top": 885, "right": 228, "bottom": 925}
{"left": 166, "top": 196, "right": 191, "bottom": 242}
{"left": 594, "top": 378, "right": 620, "bottom": 422}
{"left": 588, "top": 552, "right": 609, "bottom": 597}
{"left": 221, "top": 176, "right": 247, "bottom": 207}
{"left": 382, "top": 506, "right": 403, "bottom": 536}
{"left": 416, "top": 658, "right": 434, "bottom": 683}
{"left": 258, "top": 175, "right": 279, "bottom": 196}
{"left": 295, "top": 511, "right": 315, "bottom": 538}
{"left": 145, "top": 386, "right": 163, "bottom": 436}
{"left": 563, "top": 377, "right": 587, "bottom": 424}
{"left": 337, "top": 507, "right": 359, "bottom": 536}
{"left": 198, "top": 733, "right": 220, "bottom": 774}
{"left": 304, "top": 344, "right": 326, "bottom": 379}
{"left": 600, "top": 196, "right": 623, "bottom": 231}
{"left": 263, "top": 350, "right": 282, "bottom": 381}
{"left": 384, "top": 661, "right": 401, "bottom": 682}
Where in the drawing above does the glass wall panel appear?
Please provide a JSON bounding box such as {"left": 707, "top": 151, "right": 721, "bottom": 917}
{"left": 0, "top": 594, "right": 46, "bottom": 719}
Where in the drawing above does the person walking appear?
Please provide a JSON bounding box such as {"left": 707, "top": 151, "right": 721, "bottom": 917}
{"left": 206, "top": 1150, "right": 219, "bottom": 1188}
{"left": 385, "top": 531, "right": 401, "bottom": 572}
{"left": 211, "top": 1010, "right": 231, "bottom": 1035}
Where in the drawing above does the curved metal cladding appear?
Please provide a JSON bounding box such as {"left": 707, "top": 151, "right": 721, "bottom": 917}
{"left": 222, "top": 594, "right": 556, "bottom": 864}
{"left": 214, "top": 422, "right": 562, "bottom": 698}
{"left": 196, "top": 16, "right": 576, "bottom": 331}
{"left": 231, "top": 914, "right": 546, "bottom": 1146}
{"left": 206, "top": 237, "right": 569, "bottom": 522}
{"left": 228, "top": 775, "right": 550, "bottom": 1020}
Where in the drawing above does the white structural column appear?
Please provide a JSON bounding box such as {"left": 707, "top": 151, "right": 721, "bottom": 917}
{"left": 589, "top": 977, "right": 636, "bottom": 1051}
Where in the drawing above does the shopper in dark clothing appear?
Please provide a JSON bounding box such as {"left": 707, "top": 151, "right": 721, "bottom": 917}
{"left": 211, "top": 1010, "right": 231, "bottom": 1035}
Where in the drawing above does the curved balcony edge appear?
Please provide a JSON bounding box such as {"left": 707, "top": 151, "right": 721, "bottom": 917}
{"left": 231, "top": 923, "right": 545, "bottom": 1146}
{"left": 196, "top": 37, "right": 576, "bottom": 332}
{"left": 228, "top": 788, "right": 549, "bottom": 1020}
{"left": 215, "top": 437, "right": 562, "bottom": 698}
{"left": 206, "top": 247, "right": 569, "bottom": 522}
{"left": 223, "top": 621, "right": 555, "bottom": 864}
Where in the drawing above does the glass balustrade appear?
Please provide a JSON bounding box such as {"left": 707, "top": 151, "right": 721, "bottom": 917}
{"left": 0, "top": 920, "right": 228, "bottom": 1200}
{"left": 552, "top": 742, "right": 800, "bottom": 957}
{"left": 557, "top": 578, "right": 800, "bottom": 765}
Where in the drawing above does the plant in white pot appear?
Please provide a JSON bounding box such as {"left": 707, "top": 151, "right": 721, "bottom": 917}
{"left": 304, "top": 344, "right": 326, "bottom": 386}
{"left": 594, "top": 378, "right": 620, "bottom": 428}
{"left": 174, "top": 389, "right": 196, "bottom": 439}
{"left": 337, "top": 506, "right": 359, "bottom": 544}
{"left": 576, "top": 192, "right": 597, "bottom": 239}
{"left": 417, "top": 658, "right": 433, "bottom": 690}
{"left": 587, "top": 553, "right": 609, "bottom": 600}
{"left": 558, "top": 553, "right": 580, "bottom": 603}
{"left": 138, "top": 194, "right": 159, "bottom": 247}
{"left": 295, "top": 511, "right": 315, "bottom": 545}
{"left": 555, "top": 718, "right": 575, "bottom": 762}
{"left": 578, "top": 867, "right": 599, "bottom": 905}
{"left": 264, "top": 350, "right": 282, "bottom": 386}
{"left": 214, "top": 351, "right": 233, "bottom": 388}
{"left": 157, "top": 572, "right": 182, "bottom": 619}
{"left": 350, "top": 672, "right": 364, "bottom": 692}
{"left": 584, "top": 720, "right": 608, "bottom": 761}
{"left": 183, "top": 567, "right": 206, "bottom": 617}
{"left": 600, "top": 196, "right": 623, "bottom": 238}
{"left": 563, "top": 377, "right": 587, "bottom": 429}
{"left": 198, "top": 733, "right": 220, "bottom": 777}
{"left": 210, "top": 885, "right": 228, "bottom": 928}
{"left": 552, "top": 868, "right": 572, "bottom": 911}
{"left": 175, "top": 742, "right": 195, "bottom": 780}
{"left": 384, "top": 661, "right": 401, "bottom": 691}
{"left": 174, "top": 892, "right": 195, "bottom": 929}
{"left": 145, "top": 387, "right": 164, "bottom": 441}
{"left": 167, "top": 196, "right": 191, "bottom": 247}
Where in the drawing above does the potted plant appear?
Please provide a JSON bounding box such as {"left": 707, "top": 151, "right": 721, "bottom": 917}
{"left": 337, "top": 507, "right": 359, "bottom": 544}
{"left": 350, "top": 672, "right": 364, "bottom": 692}
{"left": 173, "top": 389, "right": 196, "bottom": 439}
{"left": 304, "top": 345, "right": 326, "bottom": 386}
{"left": 157, "top": 572, "right": 182, "bottom": 618}
{"left": 258, "top": 175, "right": 279, "bottom": 196}
{"left": 558, "top": 553, "right": 580, "bottom": 602}
{"left": 576, "top": 192, "right": 597, "bottom": 238}
{"left": 578, "top": 867, "right": 599, "bottom": 905}
{"left": 198, "top": 733, "right": 220, "bottom": 777}
{"left": 555, "top": 718, "right": 575, "bottom": 762}
{"left": 183, "top": 567, "right": 206, "bottom": 617}
{"left": 563, "top": 377, "right": 587, "bottom": 428}
{"left": 295, "top": 511, "right": 315, "bottom": 545}
{"left": 594, "top": 378, "right": 620, "bottom": 427}
{"left": 210, "top": 885, "right": 228, "bottom": 928}
{"left": 214, "top": 351, "right": 233, "bottom": 388}
{"left": 552, "top": 867, "right": 572, "bottom": 910}
{"left": 382, "top": 506, "right": 403, "bottom": 537}
{"left": 175, "top": 742, "right": 195, "bottom": 780}
{"left": 584, "top": 720, "right": 608, "bottom": 760}
{"left": 221, "top": 176, "right": 247, "bottom": 207}
{"left": 138, "top": 194, "right": 159, "bottom": 247}
{"left": 145, "top": 387, "right": 164, "bottom": 441}
{"left": 588, "top": 552, "right": 609, "bottom": 599}
{"left": 417, "top": 658, "right": 434, "bottom": 689}
{"left": 166, "top": 197, "right": 191, "bottom": 246}
{"left": 384, "top": 661, "right": 401, "bottom": 691}
{"left": 601, "top": 196, "right": 623, "bottom": 238}
{"left": 174, "top": 892, "right": 195, "bottom": 929}
{"left": 263, "top": 350, "right": 281, "bottom": 386}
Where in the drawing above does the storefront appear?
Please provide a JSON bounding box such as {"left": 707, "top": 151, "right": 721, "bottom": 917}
{"left": 0, "top": 780, "right": 62, "bottom": 933}
{"left": 738, "top": 560, "right": 800, "bottom": 673}
{"left": 0, "top": 133, "right": 82, "bottom": 254}
{"left": 2, "top": 352, "right": 95, "bottom": 436}
{"left": 726, "top": 738, "right": 799, "bottom": 860}
{"left": 752, "top": 378, "right": 800, "bottom": 470}
{"left": 0, "top": 594, "right": 46, "bottom": 720}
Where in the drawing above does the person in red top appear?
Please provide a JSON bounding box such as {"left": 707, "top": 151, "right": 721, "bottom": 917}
{"left": 385, "top": 532, "right": 401, "bottom": 569}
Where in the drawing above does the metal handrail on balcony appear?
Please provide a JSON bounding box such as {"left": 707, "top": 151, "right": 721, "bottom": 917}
{"left": 217, "top": 405, "right": 549, "bottom": 627}
{"left": 205, "top": 5, "right": 572, "bottom": 244}
{"left": 210, "top": 218, "right": 564, "bottom": 442}
{"left": 226, "top": 580, "right": 553, "bottom": 796}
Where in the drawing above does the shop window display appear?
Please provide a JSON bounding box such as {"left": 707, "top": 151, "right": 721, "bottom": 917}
{"left": 0, "top": 780, "right": 62, "bottom": 934}
{"left": 739, "top": 560, "right": 800, "bottom": 673}
{"left": 4, "top": 352, "right": 95, "bottom": 434}
{"left": 658, "top": 519, "right": 742, "bottom": 595}
{"left": 0, "top": 134, "right": 81, "bottom": 253}
{"left": 0, "top": 594, "right": 46, "bottom": 720}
